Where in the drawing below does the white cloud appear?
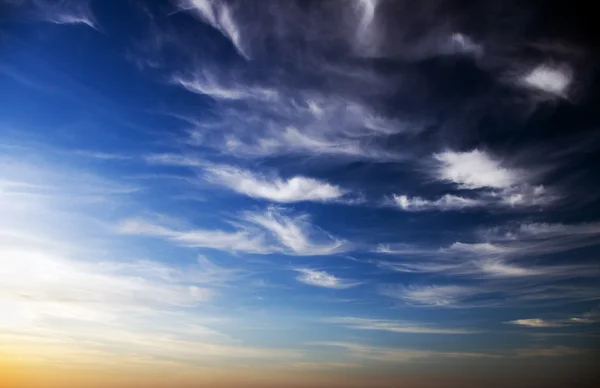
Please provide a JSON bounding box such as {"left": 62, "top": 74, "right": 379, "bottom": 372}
{"left": 204, "top": 164, "right": 347, "bottom": 203}
{"left": 493, "top": 184, "right": 556, "bottom": 207}
{"left": 393, "top": 186, "right": 555, "bottom": 212}
{"left": 446, "top": 242, "right": 509, "bottom": 255}
{"left": 377, "top": 252, "right": 592, "bottom": 280}
{"left": 73, "top": 150, "right": 131, "bottom": 160}
{"left": 381, "top": 285, "right": 477, "bottom": 307}
{"left": 244, "top": 207, "right": 347, "bottom": 256}
{"left": 295, "top": 269, "right": 359, "bottom": 289}
{"left": 416, "top": 150, "right": 557, "bottom": 210}
{"left": 32, "top": 0, "right": 98, "bottom": 29}
{"left": 184, "top": 91, "right": 406, "bottom": 161}
{"left": 507, "top": 309, "right": 600, "bottom": 328}
{"left": 324, "top": 317, "right": 476, "bottom": 334}
{"left": 434, "top": 149, "right": 518, "bottom": 189}
{"left": 506, "top": 319, "right": 567, "bottom": 328}
{"left": 474, "top": 260, "right": 541, "bottom": 277}
{"left": 224, "top": 125, "right": 397, "bottom": 160}
{"left": 393, "top": 194, "right": 482, "bottom": 211}
{"left": 374, "top": 243, "right": 432, "bottom": 255}
{"left": 521, "top": 65, "right": 572, "bottom": 96}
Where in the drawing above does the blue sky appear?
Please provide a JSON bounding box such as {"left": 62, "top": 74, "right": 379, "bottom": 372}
{"left": 1, "top": 1, "right": 599, "bottom": 387}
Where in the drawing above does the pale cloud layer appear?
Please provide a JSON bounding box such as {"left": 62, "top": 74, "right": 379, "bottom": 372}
{"left": 9, "top": 0, "right": 99, "bottom": 29}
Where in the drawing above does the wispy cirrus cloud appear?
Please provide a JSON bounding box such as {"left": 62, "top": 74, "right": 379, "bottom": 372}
{"left": 243, "top": 207, "right": 348, "bottom": 256}
{"left": 177, "top": 0, "right": 248, "bottom": 59}
{"left": 173, "top": 72, "right": 278, "bottom": 101}
{"left": 323, "top": 317, "right": 477, "bottom": 334}
{"left": 375, "top": 219, "right": 600, "bottom": 286}
{"left": 506, "top": 319, "right": 569, "bottom": 328}
{"left": 294, "top": 269, "right": 360, "bottom": 289}
{"left": 6, "top": 0, "right": 98, "bottom": 29}
{"left": 379, "top": 279, "right": 600, "bottom": 309}
{"left": 0, "top": 150, "right": 305, "bottom": 369}
{"left": 391, "top": 149, "right": 555, "bottom": 212}
{"left": 72, "top": 150, "right": 132, "bottom": 161}
{"left": 204, "top": 164, "right": 348, "bottom": 203}
{"left": 507, "top": 307, "right": 600, "bottom": 328}
{"left": 392, "top": 194, "right": 482, "bottom": 211}
{"left": 380, "top": 285, "right": 481, "bottom": 307}
{"left": 376, "top": 256, "right": 596, "bottom": 280}
{"left": 119, "top": 207, "right": 347, "bottom": 256}
{"left": 175, "top": 75, "right": 408, "bottom": 160}
{"left": 311, "top": 342, "right": 498, "bottom": 362}
{"left": 144, "top": 153, "right": 205, "bottom": 167}
{"left": 433, "top": 149, "right": 555, "bottom": 206}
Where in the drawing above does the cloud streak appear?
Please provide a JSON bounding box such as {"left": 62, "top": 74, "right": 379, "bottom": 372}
{"left": 391, "top": 149, "right": 555, "bottom": 212}
{"left": 312, "top": 342, "right": 498, "bottom": 362}
{"left": 204, "top": 164, "right": 347, "bottom": 203}
{"left": 392, "top": 194, "right": 482, "bottom": 211}
{"left": 118, "top": 218, "right": 273, "bottom": 254}
{"left": 243, "top": 207, "right": 348, "bottom": 255}
{"left": 119, "top": 207, "right": 348, "bottom": 256}
{"left": 178, "top": 0, "right": 248, "bottom": 59}
{"left": 323, "top": 317, "right": 477, "bottom": 334}
{"left": 295, "top": 269, "right": 360, "bottom": 289}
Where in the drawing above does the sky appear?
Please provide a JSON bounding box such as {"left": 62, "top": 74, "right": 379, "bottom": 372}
{"left": 0, "top": 1, "right": 599, "bottom": 387}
